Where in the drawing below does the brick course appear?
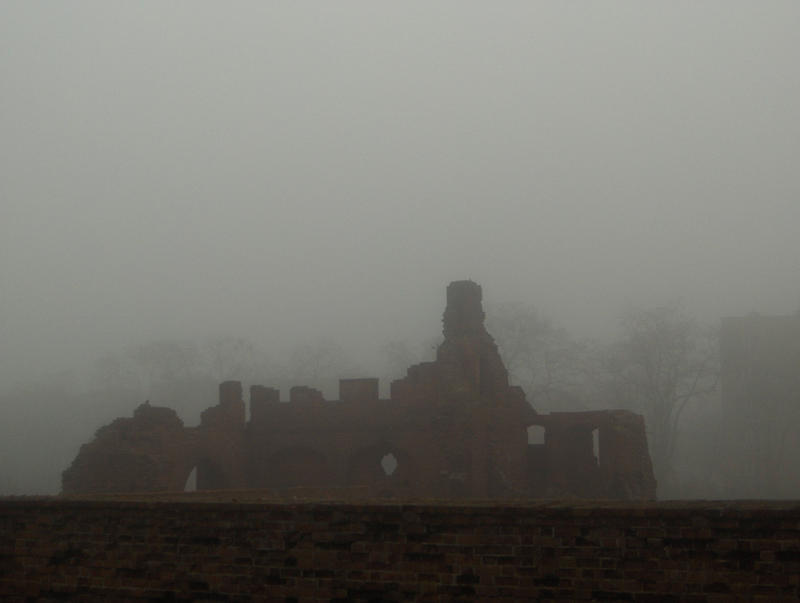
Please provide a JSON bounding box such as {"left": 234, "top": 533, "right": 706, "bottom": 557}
{"left": 1, "top": 498, "right": 798, "bottom": 601}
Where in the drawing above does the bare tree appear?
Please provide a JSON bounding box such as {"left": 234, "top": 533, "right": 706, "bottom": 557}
{"left": 601, "top": 305, "right": 718, "bottom": 485}
{"left": 95, "top": 339, "right": 203, "bottom": 398}
{"left": 380, "top": 337, "right": 442, "bottom": 381}
{"left": 288, "top": 339, "right": 351, "bottom": 381}
{"left": 278, "top": 339, "right": 362, "bottom": 398}
{"left": 94, "top": 340, "right": 205, "bottom": 423}
{"left": 202, "top": 335, "right": 259, "bottom": 383}
{"left": 127, "top": 340, "right": 203, "bottom": 393}
{"left": 487, "top": 303, "right": 586, "bottom": 410}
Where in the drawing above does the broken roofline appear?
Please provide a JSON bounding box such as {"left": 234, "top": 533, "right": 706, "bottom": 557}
{"left": 62, "top": 281, "right": 656, "bottom": 500}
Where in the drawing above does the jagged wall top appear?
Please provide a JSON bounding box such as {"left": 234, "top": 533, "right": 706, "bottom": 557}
{"left": 61, "top": 279, "right": 657, "bottom": 499}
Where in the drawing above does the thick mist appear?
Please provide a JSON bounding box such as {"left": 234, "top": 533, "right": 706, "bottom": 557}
{"left": 2, "top": 2, "right": 799, "bottom": 497}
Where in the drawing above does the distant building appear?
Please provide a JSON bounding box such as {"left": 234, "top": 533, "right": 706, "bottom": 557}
{"left": 720, "top": 313, "right": 800, "bottom": 497}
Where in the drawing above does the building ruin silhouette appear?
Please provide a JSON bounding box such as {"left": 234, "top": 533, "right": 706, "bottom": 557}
{"left": 63, "top": 281, "right": 656, "bottom": 499}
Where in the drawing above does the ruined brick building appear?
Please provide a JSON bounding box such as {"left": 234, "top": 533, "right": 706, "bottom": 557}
{"left": 63, "top": 281, "right": 656, "bottom": 499}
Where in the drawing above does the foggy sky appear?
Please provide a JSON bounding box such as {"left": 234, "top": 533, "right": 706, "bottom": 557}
{"left": 2, "top": 2, "right": 800, "bottom": 388}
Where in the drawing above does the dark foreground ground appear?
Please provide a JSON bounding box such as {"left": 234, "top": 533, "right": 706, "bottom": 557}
{"left": 1, "top": 492, "right": 799, "bottom": 601}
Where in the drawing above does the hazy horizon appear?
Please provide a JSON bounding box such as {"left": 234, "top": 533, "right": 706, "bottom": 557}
{"left": 3, "top": 2, "right": 799, "bottom": 388}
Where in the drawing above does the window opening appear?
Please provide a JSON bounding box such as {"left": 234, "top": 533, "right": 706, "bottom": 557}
{"left": 527, "top": 425, "right": 545, "bottom": 445}
{"left": 381, "top": 453, "right": 398, "bottom": 476}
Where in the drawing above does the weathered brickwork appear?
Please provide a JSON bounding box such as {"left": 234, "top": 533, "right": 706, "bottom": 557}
{"left": 63, "top": 281, "right": 656, "bottom": 500}
{"left": 1, "top": 499, "right": 799, "bottom": 601}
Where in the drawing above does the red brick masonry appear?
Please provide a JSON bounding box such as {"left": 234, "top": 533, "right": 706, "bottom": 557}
{"left": 2, "top": 498, "right": 799, "bottom": 601}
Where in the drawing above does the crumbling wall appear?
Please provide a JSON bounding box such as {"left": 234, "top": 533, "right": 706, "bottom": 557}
{"left": 61, "top": 403, "right": 196, "bottom": 494}
{"left": 62, "top": 281, "right": 656, "bottom": 500}
{"left": 531, "top": 411, "right": 656, "bottom": 499}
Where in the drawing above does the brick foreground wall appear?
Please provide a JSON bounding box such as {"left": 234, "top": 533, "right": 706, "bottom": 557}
{"left": 1, "top": 498, "right": 799, "bottom": 601}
